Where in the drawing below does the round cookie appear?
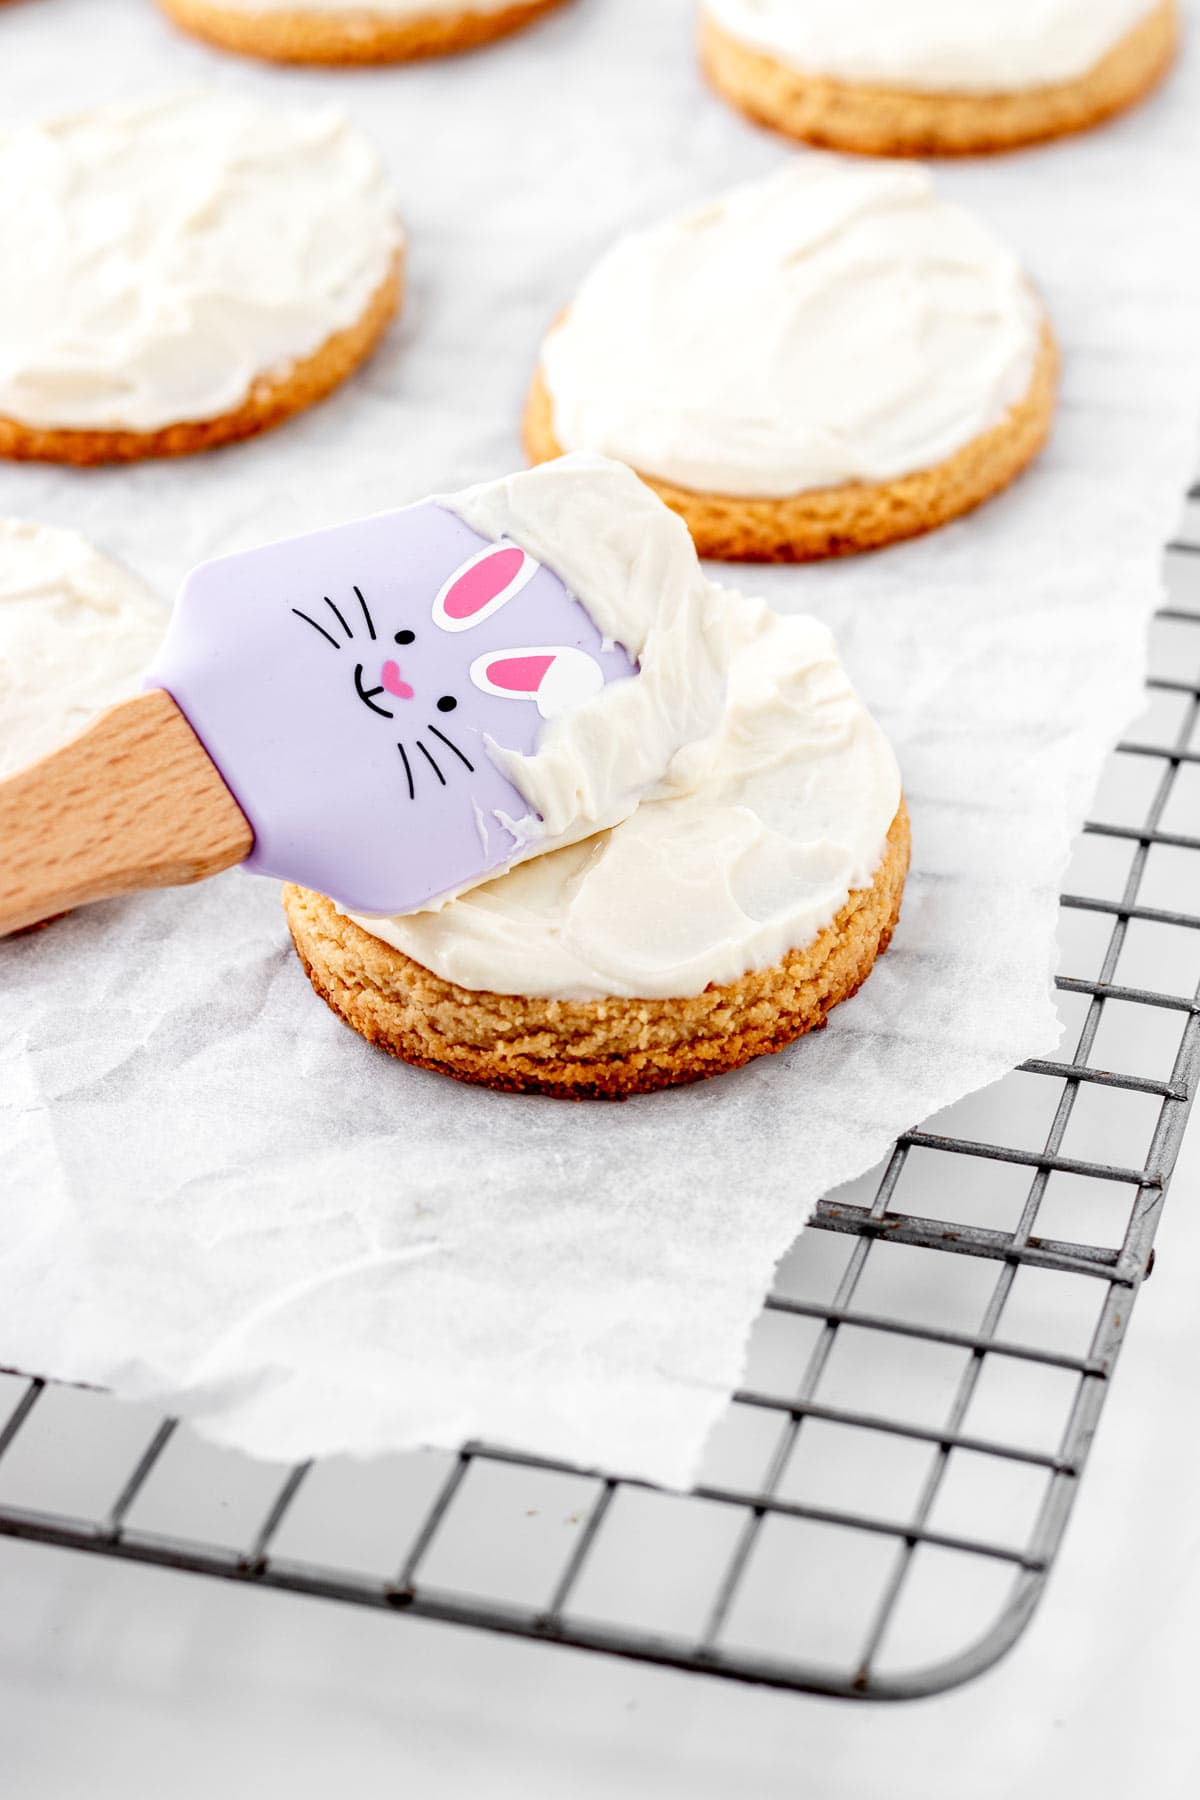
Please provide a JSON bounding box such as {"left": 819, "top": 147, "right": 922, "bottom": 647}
{"left": 279, "top": 458, "right": 907, "bottom": 1096}
{"left": 699, "top": 0, "right": 1178, "bottom": 157}
{"left": 0, "top": 521, "right": 166, "bottom": 780}
{"left": 525, "top": 331, "right": 1057, "bottom": 564}
{"left": 525, "top": 162, "right": 1057, "bottom": 563}
{"left": 157, "top": 0, "right": 570, "bottom": 64}
{"left": 0, "top": 95, "right": 404, "bottom": 466}
{"left": 284, "top": 805, "right": 908, "bottom": 1097}
{"left": 0, "top": 520, "right": 167, "bottom": 931}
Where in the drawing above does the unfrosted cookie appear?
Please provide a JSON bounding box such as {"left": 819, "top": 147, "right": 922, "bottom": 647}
{"left": 699, "top": 0, "right": 1178, "bottom": 156}
{"left": 0, "top": 95, "right": 404, "bottom": 466}
{"left": 525, "top": 161, "right": 1057, "bottom": 562}
{"left": 157, "top": 0, "right": 570, "bottom": 64}
{"left": 281, "top": 459, "right": 908, "bottom": 1096}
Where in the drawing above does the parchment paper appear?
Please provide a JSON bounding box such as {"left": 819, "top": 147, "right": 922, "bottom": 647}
{"left": 1, "top": 0, "right": 1199, "bottom": 1485}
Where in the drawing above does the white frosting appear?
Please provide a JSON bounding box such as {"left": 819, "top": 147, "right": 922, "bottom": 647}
{"left": 703, "top": 0, "right": 1159, "bottom": 93}
{"left": 541, "top": 160, "right": 1044, "bottom": 498}
{"left": 349, "top": 459, "right": 901, "bottom": 1001}
{"left": 0, "top": 94, "right": 403, "bottom": 433}
{"left": 436, "top": 456, "right": 729, "bottom": 858}
{"left": 0, "top": 521, "right": 166, "bottom": 780}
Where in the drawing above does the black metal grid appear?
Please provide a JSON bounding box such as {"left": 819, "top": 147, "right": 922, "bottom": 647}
{"left": 2, "top": 518, "right": 1199, "bottom": 1701}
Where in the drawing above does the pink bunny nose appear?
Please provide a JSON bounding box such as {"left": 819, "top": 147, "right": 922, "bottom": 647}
{"left": 381, "top": 659, "right": 414, "bottom": 701}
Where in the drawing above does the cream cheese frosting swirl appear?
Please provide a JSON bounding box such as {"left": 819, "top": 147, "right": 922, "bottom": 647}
{"left": 0, "top": 521, "right": 166, "bottom": 780}
{"left": 540, "top": 160, "right": 1044, "bottom": 500}
{"left": 0, "top": 94, "right": 403, "bottom": 433}
{"left": 436, "top": 455, "right": 729, "bottom": 851}
{"left": 349, "top": 458, "right": 901, "bottom": 1000}
{"left": 702, "top": 0, "right": 1161, "bottom": 94}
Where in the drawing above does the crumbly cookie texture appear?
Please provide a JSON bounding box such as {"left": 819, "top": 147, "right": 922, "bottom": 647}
{"left": 283, "top": 803, "right": 910, "bottom": 1099}
{"left": 699, "top": 1, "right": 1177, "bottom": 157}
{"left": 525, "top": 324, "right": 1058, "bottom": 563}
{"left": 0, "top": 258, "right": 402, "bottom": 467}
{"left": 157, "top": 0, "right": 568, "bottom": 64}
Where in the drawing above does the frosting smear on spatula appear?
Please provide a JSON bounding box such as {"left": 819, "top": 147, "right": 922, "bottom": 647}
{"left": 147, "top": 456, "right": 728, "bottom": 914}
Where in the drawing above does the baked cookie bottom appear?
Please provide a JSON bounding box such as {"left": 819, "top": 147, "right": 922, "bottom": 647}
{"left": 282, "top": 803, "right": 910, "bottom": 1099}
{"left": 157, "top": 0, "right": 568, "bottom": 63}
{"left": 699, "top": 1, "right": 1178, "bottom": 157}
{"left": 524, "top": 324, "right": 1058, "bottom": 563}
{"left": 0, "top": 254, "right": 403, "bottom": 467}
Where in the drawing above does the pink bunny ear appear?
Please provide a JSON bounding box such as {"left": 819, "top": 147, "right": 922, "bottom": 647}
{"left": 432, "top": 540, "right": 539, "bottom": 633}
{"left": 480, "top": 653, "right": 556, "bottom": 694}
{"left": 470, "top": 645, "right": 605, "bottom": 721}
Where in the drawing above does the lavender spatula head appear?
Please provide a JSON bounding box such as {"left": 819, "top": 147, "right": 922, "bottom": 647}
{"left": 0, "top": 502, "right": 638, "bottom": 935}
{"left": 147, "top": 502, "right": 637, "bottom": 913}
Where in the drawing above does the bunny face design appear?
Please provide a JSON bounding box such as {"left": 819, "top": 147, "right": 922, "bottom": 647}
{"left": 151, "top": 501, "right": 638, "bottom": 914}
{"left": 289, "top": 519, "right": 634, "bottom": 817}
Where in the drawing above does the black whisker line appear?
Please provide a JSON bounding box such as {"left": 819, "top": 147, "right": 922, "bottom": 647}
{"left": 323, "top": 595, "right": 353, "bottom": 640}
{"left": 417, "top": 741, "right": 446, "bottom": 786}
{"left": 428, "top": 724, "right": 474, "bottom": 772}
{"left": 354, "top": 584, "right": 376, "bottom": 641}
{"left": 397, "top": 742, "right": 415, "bottom": 801}
{"left": 292, "top": 608, "right": 340, "bottom": 650}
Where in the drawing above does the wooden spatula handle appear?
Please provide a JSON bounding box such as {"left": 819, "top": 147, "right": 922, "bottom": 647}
{"left": 0, "top": 688, "right": 253, "bottom": 937}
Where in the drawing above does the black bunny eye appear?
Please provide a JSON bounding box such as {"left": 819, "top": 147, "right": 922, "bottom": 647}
{"left": 436, "top": 695, "right": 457, "bottom": 713}
{"left": 394, "top": 629, "right": 415, "bottom": 645}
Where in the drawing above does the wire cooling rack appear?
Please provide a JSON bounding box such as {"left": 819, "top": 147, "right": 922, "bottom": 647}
{"left": 2, "top": 506, "right": 1199, "bottom": 1702}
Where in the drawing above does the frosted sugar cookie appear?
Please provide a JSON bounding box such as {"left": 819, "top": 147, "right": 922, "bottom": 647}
{"left": 157, "top": 0, "right": 571, "bottom": 64}
{"left": 0, "top": 95, "right": 404, "bottom": 466}
{"left": 699, "top": 0, "right": 1178, "bottom": 156}
{"left": 0, "top": 522, "right": 165, "bottom": 781}
{"left": 282, "top": 457, "right": 908, "bottom": 1096}
{"left": 0, "top": 521, "right": 166, "bottom": 928}
{"left": 525, "top": 161, "right": 1057, "bottom": 562}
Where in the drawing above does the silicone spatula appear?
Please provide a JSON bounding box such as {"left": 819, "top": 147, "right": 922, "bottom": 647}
{"left": 0, "top": 502, "right": 637, "bottom": 936}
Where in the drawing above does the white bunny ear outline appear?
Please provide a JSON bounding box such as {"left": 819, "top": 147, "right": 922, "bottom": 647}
{"left": 431, "top": 540, "right": 540, "bottom": 633}
{"left": 470, "top": 645, "right": 606, "bottom": 722}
